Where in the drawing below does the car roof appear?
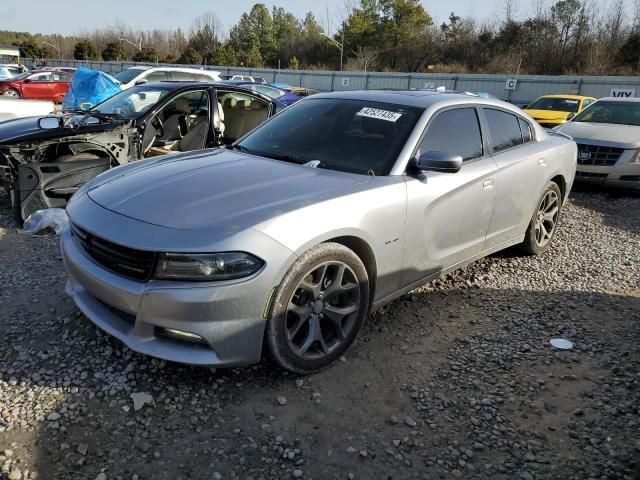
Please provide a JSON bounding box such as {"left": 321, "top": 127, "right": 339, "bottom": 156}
{"left": 312, "top": 89, "right": 517, "bottom": 109}
{"left": 595, "top": 96, "right": 640, "bottom": 103}
{"left": 126, "top": 66, "right": 220, "bottom": 75}
{"left": 537, "top": 94, "right": 595, "bottom": 100}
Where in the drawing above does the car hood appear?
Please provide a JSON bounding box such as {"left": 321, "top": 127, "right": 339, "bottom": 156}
{"left": 524, "top": 109, "right": 571, "bottom": 123}
{"left": 555, "top": 122, "right": 640, "bottom": 149}
{"left": 0, "top": 115, "right": 126, "bottom": 145}
{"left": 87, "top": 149, "right": 371, "bottom": 231}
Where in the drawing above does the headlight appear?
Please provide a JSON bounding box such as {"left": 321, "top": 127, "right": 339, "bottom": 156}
{"left": 154, "top": 252, "right": 263, "bottom": 281}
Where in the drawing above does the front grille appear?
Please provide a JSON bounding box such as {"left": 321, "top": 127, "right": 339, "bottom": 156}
{"left": 620, "top": 175, "right": 640, "bottom": 182}
{"left": 576, "top": 144, "right": 623, "bottom": 166}
{"left": 71, "top": 223, "right": 156, "bottom": 281}
{"left": 576, "top": 171, "right": 608, "bottom": 179}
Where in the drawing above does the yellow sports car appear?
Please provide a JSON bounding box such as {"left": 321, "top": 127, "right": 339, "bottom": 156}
{"left": 524, "top": 94, "right": 596, "bottom": 128}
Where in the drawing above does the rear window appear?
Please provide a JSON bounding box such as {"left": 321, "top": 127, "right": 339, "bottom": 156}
{"left": 484, "top": 109, "right": 524, "bottom": 153}
{"left": 114, "top": 68, "right": 144, "bottom": 84}
{"left": 237, "top": 98, "right": 423, "bottom": 176}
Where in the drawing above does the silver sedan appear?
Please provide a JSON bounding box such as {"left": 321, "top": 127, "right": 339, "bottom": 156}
{"left": 61, "top": 91, "right": 577, "bottom": 373}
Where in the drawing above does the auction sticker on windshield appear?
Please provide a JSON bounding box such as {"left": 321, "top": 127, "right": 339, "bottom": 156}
{"left": 357, "top": 107, "right": 402, "bottom": 122}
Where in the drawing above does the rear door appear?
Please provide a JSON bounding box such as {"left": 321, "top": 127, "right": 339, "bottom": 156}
{"left": 402, "top": 106, "right": 498, "bottom": 284}
{"left": 51, "top": 73, "right": 71, "bottom": 101}
{"left": 482, "top": 108, "right": 549, "bottom": 248}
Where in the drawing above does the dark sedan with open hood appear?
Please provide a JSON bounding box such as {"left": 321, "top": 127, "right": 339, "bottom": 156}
{"left": 0, "top": 81, "right": 283, "bottom": 223}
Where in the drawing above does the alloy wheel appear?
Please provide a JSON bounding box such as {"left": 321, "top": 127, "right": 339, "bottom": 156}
{"left": 285, "top": 261, "right": 361, "bottom": 360}
{"left": 534, "top": 189, "right": 559, "bottom": 247}
{"left": 3, "top": 90, "right": 19, "bottom": 97}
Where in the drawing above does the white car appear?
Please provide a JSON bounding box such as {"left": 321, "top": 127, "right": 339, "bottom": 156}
{"left": 113, "top": 67, "right": 221, "bottom": 90}
{"left": 555, "top": 97, "right": 640, "bottom": 191}
{"left": 0, "top": 97, "right": 55, "bottom": 122}
{"left": 220, "top": 74, "right": 256, "bottom": 82}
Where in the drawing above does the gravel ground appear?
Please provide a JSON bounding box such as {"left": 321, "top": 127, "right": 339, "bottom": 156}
{"left": 0, "top": 188, "right": 639, "bottom": 480}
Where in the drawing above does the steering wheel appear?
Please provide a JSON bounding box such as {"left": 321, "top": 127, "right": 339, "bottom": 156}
{"left": 151, "top": 116, "right": 164, "bottom": 138}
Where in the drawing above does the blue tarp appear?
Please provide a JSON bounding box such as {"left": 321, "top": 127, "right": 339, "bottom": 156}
{"left": 62, "top": 67, "right": 121, "bottom": 111}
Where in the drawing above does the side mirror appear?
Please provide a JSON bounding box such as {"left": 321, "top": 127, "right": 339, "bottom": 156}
{"left": 566, "top": 112, "right": 575, "bottom": 120}
{"left": 38, "top": 116, "right": 62, "bottom": 129}
{"left": 414, "top": 151, "right": 463, "bottom": 173}
{"left": 521, "top": 104, "right": 528, "bottom": 109}
{"left": 135, "top": 79, "right": 148, "bottom": 86}
{"left": 23, "top": 78, "right": 32, "bottom": 83}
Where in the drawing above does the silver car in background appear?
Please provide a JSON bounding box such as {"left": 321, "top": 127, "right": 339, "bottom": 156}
{"left": 61, "top": 91, "right": 576, "bottom": 373}
{"left": 556, "top": 97, "right": 640, "bottom": 190}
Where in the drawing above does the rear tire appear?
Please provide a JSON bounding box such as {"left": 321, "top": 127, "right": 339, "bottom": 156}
{"left": 521, "top": 182, "right": 562, "bottom": 256}
{"left": 265, "top": 242, "right": 370, "bottom": 374}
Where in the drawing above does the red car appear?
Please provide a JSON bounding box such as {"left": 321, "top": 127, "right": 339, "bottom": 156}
{"left": 0, "top": 70, "right": 71, "bottom": 102}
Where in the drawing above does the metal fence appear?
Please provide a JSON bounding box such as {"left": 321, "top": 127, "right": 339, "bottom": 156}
{"left": 23, "top": 58, "right": 640, "bottom": 105}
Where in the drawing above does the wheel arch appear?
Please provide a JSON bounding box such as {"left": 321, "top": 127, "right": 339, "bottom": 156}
{"left": 323, "top": 235, "right": 377, "bottom": 308}
{"left": 550, "top": 174, "right": 567, "bottom": 202}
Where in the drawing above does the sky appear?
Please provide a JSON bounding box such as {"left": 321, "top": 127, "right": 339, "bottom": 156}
{"left": 0, "top": 0, "right": 509, "bottom": 37}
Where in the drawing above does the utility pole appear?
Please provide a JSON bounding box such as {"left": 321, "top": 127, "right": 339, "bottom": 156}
{"left": 119, "top": 36, "right": 143, "bottom": 52}
{"left": 321, "top": 31, "right": 344, "bottom": 71}
{"left": 41, "top": 41, "right": 60, "bottom": 59}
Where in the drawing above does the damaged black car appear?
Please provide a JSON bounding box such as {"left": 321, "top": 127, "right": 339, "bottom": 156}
{"left": 0, "top": 82, "right": 284, "bottom": 223}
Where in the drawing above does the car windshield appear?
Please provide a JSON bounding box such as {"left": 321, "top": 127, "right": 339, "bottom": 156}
{"left": 572, "top": 101, "right": 640, "bottom": 126}
{"left": 91, "top": 85, "right": 172, "bottom": 119}
{"left": 527, "top": 97, "right": 580, "bottom": 113}
{"left": 7, "top": 72, "right": 31, "bottom": 81}
{"left": 114, "top": 69, "right": 144, "bottom": 84}
{"left": 249, "top": 84, "right": 285, "bottom": 99}
{"left": 236, "top": 98, "right": 423, "bottom": 176}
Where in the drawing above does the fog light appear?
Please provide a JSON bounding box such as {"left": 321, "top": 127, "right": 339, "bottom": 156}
{"left": 156, "top": 327, "right": 206, "bottom": 344}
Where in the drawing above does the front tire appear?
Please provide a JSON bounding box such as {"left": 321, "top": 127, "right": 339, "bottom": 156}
{"left": 521, "top": 182, "right": 562, "bottom": 255}
{"left": 3, "top": 89, "right": 20, "bottom": 98}
{"left": 265, "top": 242, "right": 370, "bottom": 374}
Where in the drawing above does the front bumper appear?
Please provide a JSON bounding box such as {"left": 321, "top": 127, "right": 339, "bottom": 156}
{"left": 61, "top": 222, "right": 293, "bottom": 367}
{"left": 576, "top": 163, "right": 640, "bottom": 191}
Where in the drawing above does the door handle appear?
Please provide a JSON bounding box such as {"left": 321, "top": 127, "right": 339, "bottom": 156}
{"left": 483, "top": 178, "right": 495, "bottom": 190}
{"left": 537, "top": 158, "right": 547, "bottom": 166}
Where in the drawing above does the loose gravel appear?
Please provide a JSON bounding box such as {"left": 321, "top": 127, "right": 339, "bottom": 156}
{"left": 0, "top": 188, "right": 638, "bottom": 480}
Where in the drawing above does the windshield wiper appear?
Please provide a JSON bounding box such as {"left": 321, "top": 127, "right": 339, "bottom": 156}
{"left": 63, "top": 109, "right": 123, "bottom": 121}
{"left": 229, "top": 145, "right": 325, "bottom": 166}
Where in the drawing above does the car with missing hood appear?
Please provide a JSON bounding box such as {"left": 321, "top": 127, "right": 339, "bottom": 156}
{"left": 0, "top": 81, "right": 284, "bottom": 223}
{"left": 555, "top": 97, "right": 640, "bottom": 190}
{"left": 60, "top": 90, "right": 576, "bottom": 374}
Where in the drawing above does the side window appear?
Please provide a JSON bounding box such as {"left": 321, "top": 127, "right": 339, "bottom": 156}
{"left": 30, "top": 73, "right": 52, "bottom": 82}
{"left": 419, "top": 108, "right": 483, "bottom": 161}
{"left": 52, "top": 73, "right": 70, "bottom": 82}
{"left": 581, "top": 99, "right": 593, "bottom": 109}
{"left": 144, "top": 71, "right": 169, "bottom": 83}
{"left": 484, "top": 109, "right": 524, "bottom": 153}
{"left": 518, "top": 118, "right": 533, "bottom": 143}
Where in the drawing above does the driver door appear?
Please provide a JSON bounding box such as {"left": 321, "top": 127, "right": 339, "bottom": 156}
{"left": 401, "top": 107, "right": 498, "bottom": 285}
{"left": 22, "top": 72, "right": 53, "bottom": 99}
